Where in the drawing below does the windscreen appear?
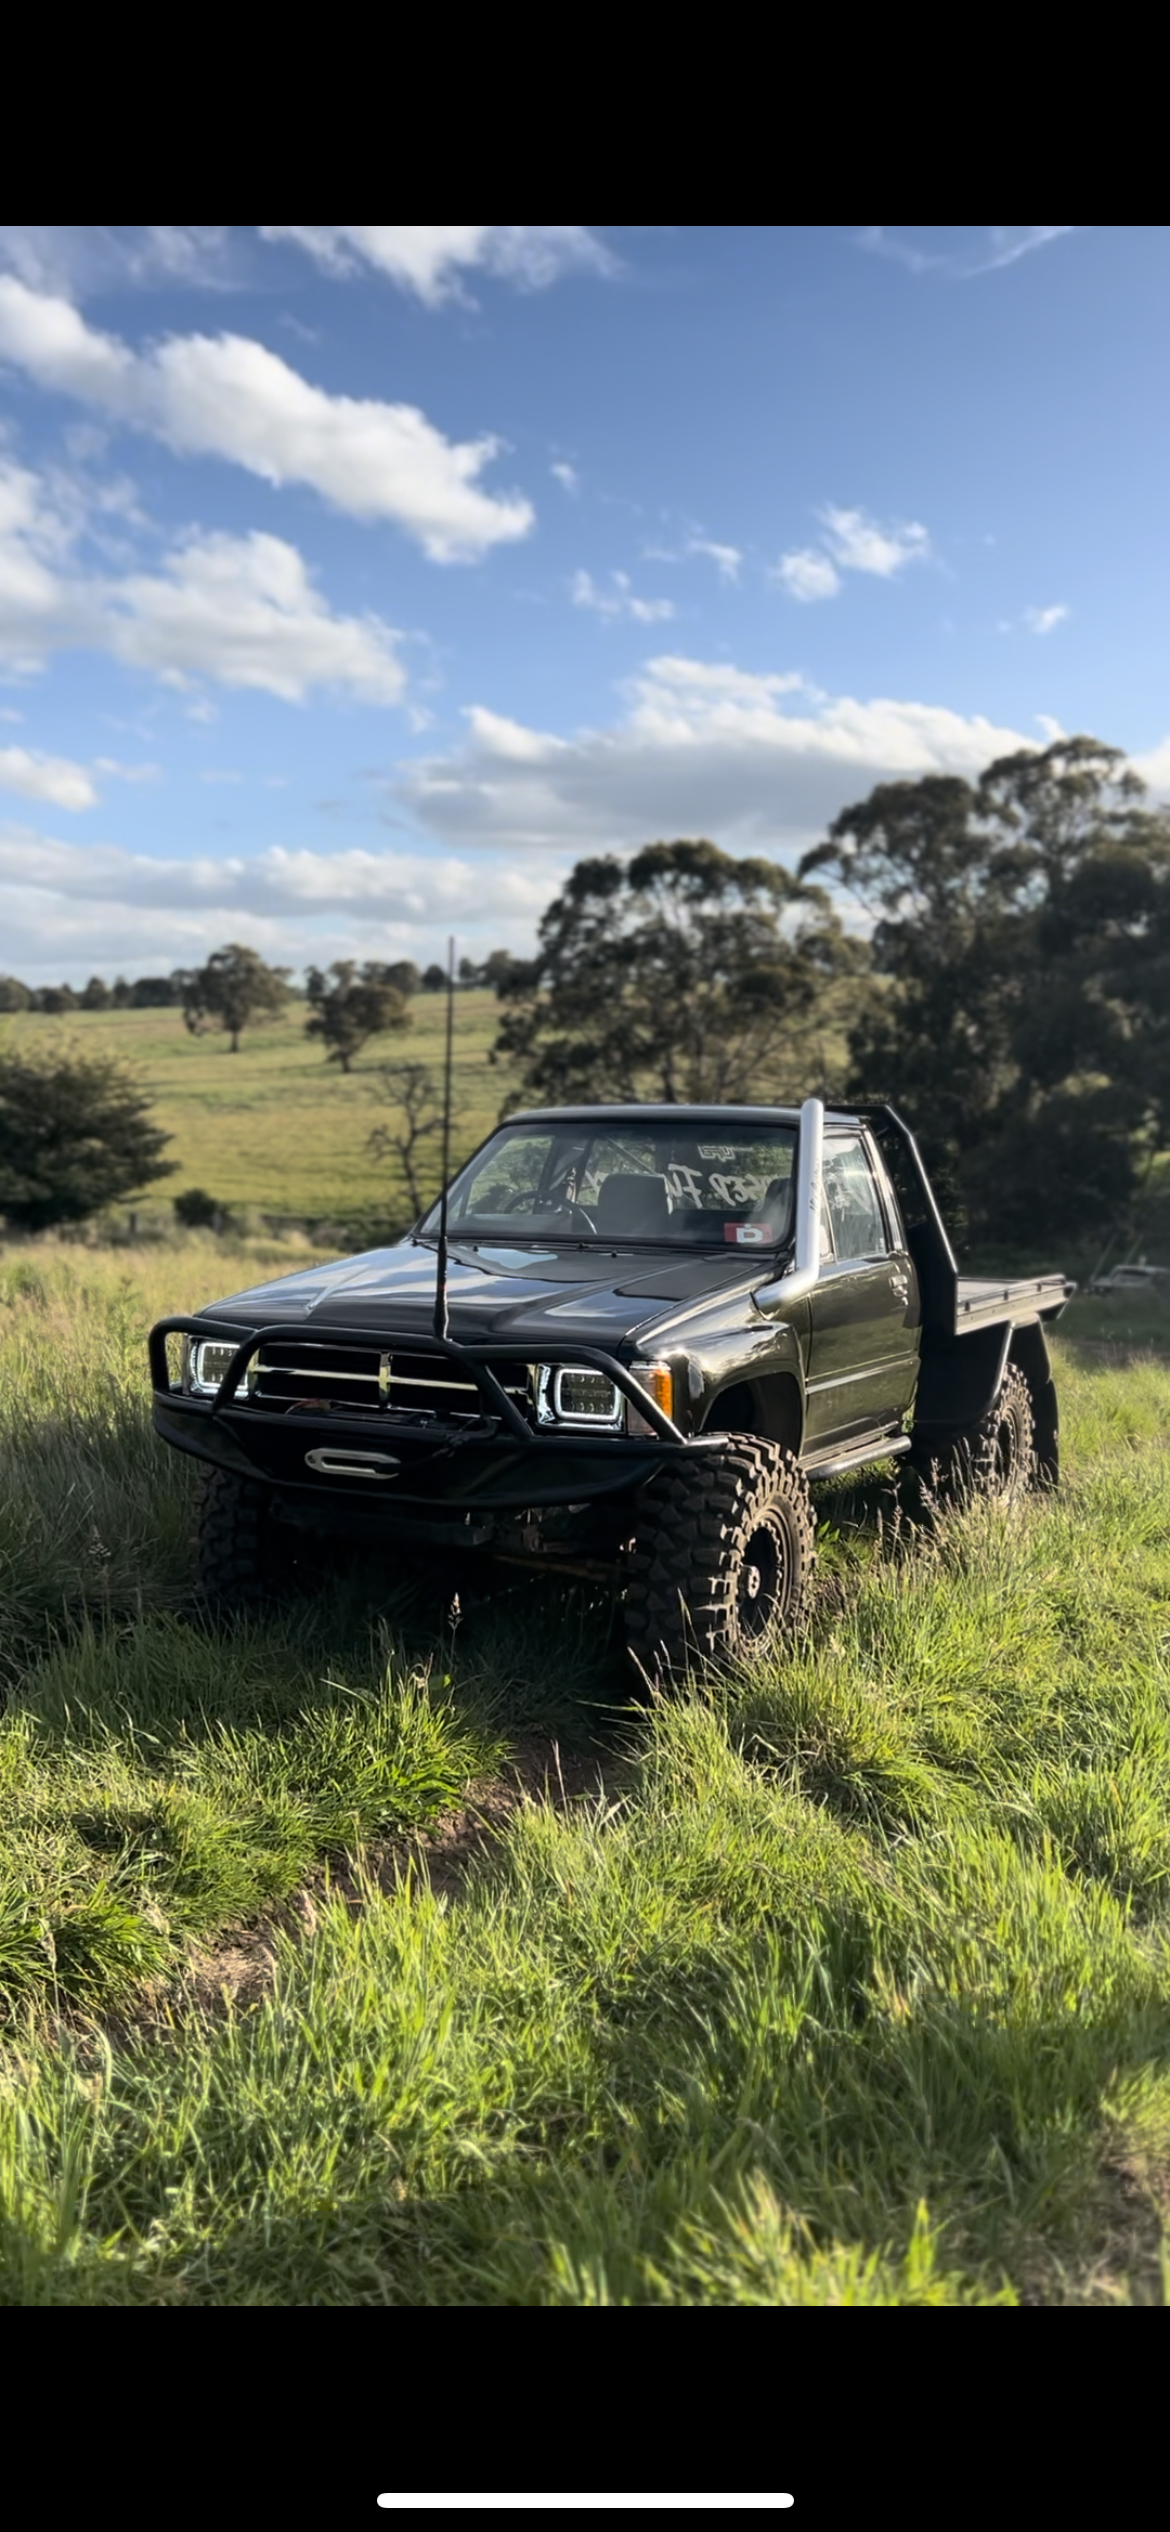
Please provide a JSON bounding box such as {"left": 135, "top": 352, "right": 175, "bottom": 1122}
{"left": 419, "top": 1122, "right": 798, "bottom": 1249}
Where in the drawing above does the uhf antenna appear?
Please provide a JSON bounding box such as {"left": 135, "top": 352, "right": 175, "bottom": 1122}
{"left": 432, "top": 933, "right": 456, "bottom": 1341}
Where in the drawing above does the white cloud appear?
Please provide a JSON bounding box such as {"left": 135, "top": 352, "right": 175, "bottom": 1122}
{"left": 858, "top": 226, "right": 1074, "bottom": 279}
{"left": 0, "top": 456, "right": 83, "bottom": 671}
{"left": 1024, "top": 603, "right": 1069, "bottom": 635}
{"left": 551, "top": 461, "right": 580, "bottom": 495}
{"left": 108, "top": 532, "right": 406, "bottom": 703}
{"left": 571, "top": 569, "right": 675, "bottom": 623}
{"left": 688, "top": 538, "right": 742, "bottom": 584}
{"left": 0, "top": 744, "right": 96, "bottom": 810}
{"left": 464, "top": 706, "right": 567, "bottom": 763}
{"left": 641, "top": 535, "right": 744, "bottom": 585}
{"left": 398, "top": 653, "right": 1035, "bottom": 856}
{"left": 0, "top": 460, "right": 407, "bottom": 704}
{"left": 260, "top": 226, "right": 615, "bottom": 305}
{"left": 0, "top": 824, "right": 555, "bottom": 975}
{"left": 139, "top": 227, "right": 233, "bottom": 283}
{"left": 774, "top": 548, "right": 841, "bottom": 603}
{"left": 0, "top": 226, "right": 233, "bottom": 296}
{"left": 0, "top": 829, "right": 545, "bottom": 919}
{"left": 0, "top": 228, "right": 83, "bottom": 291}
{"left": 774, "top": 506, "right": 930, "bottom": 603}
{"left": 93, "top": 756, "right": 163, "bottom": 782}
{"left": 820, "top": 504, "right": 931, "bottom": 577}
{"left": 0, "top": 277, "right": 533, "bottom": 562}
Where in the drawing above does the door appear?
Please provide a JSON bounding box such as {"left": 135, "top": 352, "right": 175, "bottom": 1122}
{"left": 803, "top": 1130, "right": 921, "bottom": 1449}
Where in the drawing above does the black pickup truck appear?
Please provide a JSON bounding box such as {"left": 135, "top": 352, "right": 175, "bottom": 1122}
{"left": 148, "top": 1101, "right": 1073, "bottom": 1674}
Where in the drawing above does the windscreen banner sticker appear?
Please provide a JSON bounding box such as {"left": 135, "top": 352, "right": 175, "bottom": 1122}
{"left": 668, "top": 1166, "right": 773, "bottom": 1206}
{"left": 710, "top": 1172, "right": 767, "bottom": 1206}
{"left": 724, "top": 1222, "right": 775, "bottom": 1245}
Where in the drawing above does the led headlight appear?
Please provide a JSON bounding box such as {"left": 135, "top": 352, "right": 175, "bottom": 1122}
{"left": 187, "top": 1338, "right": 251, "bottom": 1398}
{"left": 535, "top": 1365, "right": 624, "bottom": 1428}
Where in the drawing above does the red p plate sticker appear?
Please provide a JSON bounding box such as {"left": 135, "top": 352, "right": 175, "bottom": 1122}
{"left": 724, "top": 1221, "right": 774, "bottom": 1245}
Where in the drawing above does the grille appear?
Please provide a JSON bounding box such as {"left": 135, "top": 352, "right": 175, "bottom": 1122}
{"left": 251, "top": 1342, "right": 531, "bottom": 1423}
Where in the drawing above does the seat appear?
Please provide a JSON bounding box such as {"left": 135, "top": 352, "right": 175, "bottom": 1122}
{"left": 595, "top": 1173, "right": 674, "bottom": 1236}
{"left": 763, "top": 1177, "right": 794, "bottom": 1237}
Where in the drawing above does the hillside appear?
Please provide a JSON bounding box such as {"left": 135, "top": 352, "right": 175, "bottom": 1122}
{"left": 0, "top": 993, "right": 514, "bottom": 1227}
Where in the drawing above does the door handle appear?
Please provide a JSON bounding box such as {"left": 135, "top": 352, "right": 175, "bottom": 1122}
{"left": 889, "top": 1272, "right": 909, "bottom": 1302}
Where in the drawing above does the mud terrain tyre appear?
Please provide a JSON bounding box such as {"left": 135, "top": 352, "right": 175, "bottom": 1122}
{"left": 194, "top": 1468, "right": 314, "bottom": 1613}
{"left": 911, "top": 1364, "right": 1036, "bottom": 1506}
{"left": 623, "top": 1436, "right": 816, "bottom": 1680}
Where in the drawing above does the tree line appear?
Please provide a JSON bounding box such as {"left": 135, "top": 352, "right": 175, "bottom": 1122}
{"left": 0, "top": 952, "right": 521, "bottom": 1019}
{"left": 2, "top": 734, "right": 1167, "bottom": 1254}
{"left": 0, "top": 948, "right": 524, "bottom": 1067}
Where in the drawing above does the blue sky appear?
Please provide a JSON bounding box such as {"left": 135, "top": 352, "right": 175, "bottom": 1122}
{"left": 0, "top": 223, "right": 1166, "bottom": 982}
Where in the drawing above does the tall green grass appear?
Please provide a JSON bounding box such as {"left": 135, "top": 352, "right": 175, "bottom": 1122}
{"left": 1, "top": 1247, "right": 1169, "bottom": 2302}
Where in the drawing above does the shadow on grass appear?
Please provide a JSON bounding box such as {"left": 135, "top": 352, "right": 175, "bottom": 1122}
{"left": 5, "top": 1547, "right": 635, "bottom": 1749}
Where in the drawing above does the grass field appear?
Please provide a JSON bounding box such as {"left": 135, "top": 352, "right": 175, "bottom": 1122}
{"left": 7, "top": 1000, "right": 1170, "bottom": 1284}
{"left": 1, "top": 1243, "right": 1169, "bottom": 2305}
{"left": 0, "top": 993, "right": 516, "bottom": 1228}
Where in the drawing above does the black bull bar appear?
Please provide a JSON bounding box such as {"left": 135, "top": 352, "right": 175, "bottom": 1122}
{"left": 148, "top": 1319, "right": 705, "bottom": 1516}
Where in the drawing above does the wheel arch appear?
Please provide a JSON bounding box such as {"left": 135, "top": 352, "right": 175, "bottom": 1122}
{"left": 701, "top": 1370, "right": 804, "bottom": 1455}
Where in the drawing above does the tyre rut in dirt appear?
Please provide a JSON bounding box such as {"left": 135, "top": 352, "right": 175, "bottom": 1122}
{"left": 623, "top": 1435, "right": 816, "bottom": 1680}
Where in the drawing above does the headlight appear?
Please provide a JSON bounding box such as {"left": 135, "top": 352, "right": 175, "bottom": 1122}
{"left": 557, "top": 1368, "right": 622, "bottom": 1420}
{"left": 535, "top": 1365, "right": 624, "bottom": 1428}
{"left": 187, "top": 1338, "right": 250, "bottom": 1397}
{"left": 532, "top": 1360, "right": 674, "bottom": 1432}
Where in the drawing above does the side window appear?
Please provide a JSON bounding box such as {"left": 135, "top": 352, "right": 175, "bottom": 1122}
{"left": 823, "top": 1136, "right": 889, "bottom": 1260}
{"left": 819, "top": 1193, "right": 835, "bottom": 1261}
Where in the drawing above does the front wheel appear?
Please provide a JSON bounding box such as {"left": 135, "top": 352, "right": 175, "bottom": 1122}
{"left": 623, "top": 1437, "right": 816, "bottom": 1680}
{"left": 194, "top": 1467, "right": 317, "bottom": 1613}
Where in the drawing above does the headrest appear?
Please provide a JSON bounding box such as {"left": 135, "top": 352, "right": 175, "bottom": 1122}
{"left": 595, "top": 1172, "right": 674, "bottom": 1236}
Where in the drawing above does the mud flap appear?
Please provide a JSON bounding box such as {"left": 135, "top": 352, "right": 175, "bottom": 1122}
{"left": 913, "top": 1323, "right": 1011, "bottom": 1432}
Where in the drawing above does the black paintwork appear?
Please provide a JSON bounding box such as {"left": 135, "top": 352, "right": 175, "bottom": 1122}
{"left": 148, "top": 1103, "right": 1074, "bottom": 1570}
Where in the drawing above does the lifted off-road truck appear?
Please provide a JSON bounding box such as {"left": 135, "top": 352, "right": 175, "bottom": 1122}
{"left": 149, "top": 1101, "right": 1073, "bottom": 1673}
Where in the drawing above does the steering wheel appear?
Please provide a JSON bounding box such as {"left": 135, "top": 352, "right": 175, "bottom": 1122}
{"left": 497, "top": 1193, "right": 596, "bottom": 1233}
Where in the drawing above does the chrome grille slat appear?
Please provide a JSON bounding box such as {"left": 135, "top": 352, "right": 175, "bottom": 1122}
{"left": 381, "top": 1374, "right": 526, "bottom": 1395}
{"left": 251, "top": 1345, "right": 532, "bottom": 1420}
{"left": 255, "top": 1362, "right": 381, "bottom": 1383}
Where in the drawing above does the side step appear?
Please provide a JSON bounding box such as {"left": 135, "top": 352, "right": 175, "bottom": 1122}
{"left": 803, "top": 1434, "right": 911, "bottom": 1482}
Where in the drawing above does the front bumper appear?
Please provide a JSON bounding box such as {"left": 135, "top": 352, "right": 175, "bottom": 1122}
{"left": 149, "top": 1317, "right": 707, "bottom": 1514}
